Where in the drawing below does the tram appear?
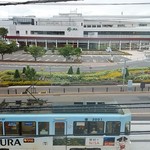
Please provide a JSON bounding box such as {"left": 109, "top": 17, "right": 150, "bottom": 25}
{"left": 0, "top": 101, "right": 131, "bottom": 150}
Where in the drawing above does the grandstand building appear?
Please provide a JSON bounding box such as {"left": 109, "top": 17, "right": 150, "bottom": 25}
{"left": 1, "top": 12, "right": 150, "bottom": 51}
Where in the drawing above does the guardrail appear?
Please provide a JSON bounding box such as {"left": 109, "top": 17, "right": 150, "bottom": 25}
{"left": 0, "top": 85, "right": 150, "bottom": 95}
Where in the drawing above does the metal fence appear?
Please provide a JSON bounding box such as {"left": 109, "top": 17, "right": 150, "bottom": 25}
{"left": 0, "top": 85, "right": 150, "bottom": 95}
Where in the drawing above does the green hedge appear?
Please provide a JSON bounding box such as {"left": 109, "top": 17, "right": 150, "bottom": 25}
{"left": 0, "top": 81, "right": 52, "bottom": 87}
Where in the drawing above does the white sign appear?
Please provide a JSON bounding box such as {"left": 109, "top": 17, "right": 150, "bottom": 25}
{"left": 128, "top": 80, "right": 133, "bottom": 91}
{"left": 86, "top": 137, "right": 103, "bottom": 146}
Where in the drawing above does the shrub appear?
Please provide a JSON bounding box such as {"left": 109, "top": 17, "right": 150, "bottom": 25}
{"left": 76, "top": 67, "right": 80, "bottom": 74}
{"left": 14, "top": 69, "right": 20, "bottom": 79}
{"left": 67, "top": 66, "right": 73, "bottom": 74}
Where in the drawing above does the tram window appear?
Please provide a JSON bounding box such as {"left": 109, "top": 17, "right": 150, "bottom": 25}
{"left": 0, "top": 122, "right": 3, "bottom": 135}
{"left": 106, "top": 121, "right": 121, "bottom": 135}
{"left": 125, "top": 122, "right": 130, "bottom": 135}
{"left": 73, "top": 122, "right": 86, "bottom": 135}
{"left": 89, "top": 121, "right": 104, "bottom": 135}
{"left": 38, "top": 122, "right": 49, "bottom": 135}
{"left": 4, "top": 122, "right": 19, "bottom": 135}
{"left": 73, "top": 121, "right": 104, "bottom": 135}
{"left": 22, "top": 122, "right": 36, "bottom": 135}
{"left": 55, "top": 122, "right": 64, "bottom": 135}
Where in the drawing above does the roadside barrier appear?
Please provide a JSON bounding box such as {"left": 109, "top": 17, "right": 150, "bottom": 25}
{"left": 2, "top": 86, "right": 150, "bottom": 95}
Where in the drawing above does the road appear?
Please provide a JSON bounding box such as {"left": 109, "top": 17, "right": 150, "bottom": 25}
{"left": 0, "top": 59, "right": 150, "bottom": 72}
{"left": 0, "top": 93, "right": 150, "bottom": 120}
{"left": 131, "top": 121, "right": 150, "bottom": 150}
{"left": 0, "top": 50, "right": 150, "bottom": 72}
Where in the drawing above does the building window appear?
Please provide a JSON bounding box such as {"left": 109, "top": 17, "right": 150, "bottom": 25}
{"left": 87, "top": 25, "right": 91, "bottom": 28}
{"left": 139, "top": 24, "right": 147, "bottom": 26}
{"left": 16, "top": 31, "right": 19, "bottom": 35}
{"left": 97, "top": 25, "right": 101, "bottom": 28}
{"left": 31, "top": 31, "right": 65, "bottom": 35}
{"left": 102, "top": 24, "right": 113, "bottom": 27}
{"left": 26, "top": 31, "right": 28, "bottom": 35}
{"left": 118, "top": 24, "right": 125, "bottom": 27}
{"left": 92, "top": 25, "right": 96, "bottom": 28}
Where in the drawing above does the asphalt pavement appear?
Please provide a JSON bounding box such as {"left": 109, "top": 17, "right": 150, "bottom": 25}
{"left": 0, "top": 50, "right": 148, "bottom": 66}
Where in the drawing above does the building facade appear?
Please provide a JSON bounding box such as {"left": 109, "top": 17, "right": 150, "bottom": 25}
{"left": 1, "top": 12, "right": 150, "bottom": 51}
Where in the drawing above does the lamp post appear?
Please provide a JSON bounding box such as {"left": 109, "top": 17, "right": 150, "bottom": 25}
{"left": 122, "top": 59, "right": 126, "bottom": 91}
{"left": 49, "top": 67, "right": 51, "bottom": 76}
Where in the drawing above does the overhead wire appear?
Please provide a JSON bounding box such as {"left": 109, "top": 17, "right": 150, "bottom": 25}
{"left": 1, "top": 1, "right": 150, "bottom": 6}
{"left": 44, "top": 2, "right": 150, "bottom": 5}
{"left": 0, "top": 0, "right": 78, "bottom": 6}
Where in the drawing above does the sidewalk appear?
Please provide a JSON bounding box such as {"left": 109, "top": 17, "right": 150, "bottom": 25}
{"left": 123, "top": 50, "right": 146, "bottom": 61}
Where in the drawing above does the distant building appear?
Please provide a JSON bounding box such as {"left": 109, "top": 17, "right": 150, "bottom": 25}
{"left": 1, "top": 12, "right": 150, "bottom": 51}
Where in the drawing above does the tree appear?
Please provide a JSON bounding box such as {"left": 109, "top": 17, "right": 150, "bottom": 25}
{"left": 58, "top": 45, "right": 82, "bottom": 62}
{"left": 67, "top": 66, "right": 73, "bottom": 74}
{"left": 58, "top": 44, "right": 74, "bottom": 61}
{"left": 7, "top": 40, "right": 19, "bottom": 52}
{"left": 125, "top": 67, "right": 129, "bottom": 78}
{"left": 25, "top": 65, "right": 36, "bottom": 80}
{"left": 76, "top": 67, "right": 80, "bottom": 74}
{"left": 22, "top": 67, "right": 26, "bottom": 74}
{"left": 73, "top": 47, "right": 82, "bottom": 61}
{"left": 26, "top": 45, "right": 46, "bottom": 61}
{"left": 0, "top": 27, "right": 8, "bottom": 39}
{"left": 0, "top": 40, "right": 18, "bottom": 60}
{"left": 0, "top": 41, "right": 8, "bottom": 60}
{"left": 14, "top": 69, "right": 20, "bottom": 79}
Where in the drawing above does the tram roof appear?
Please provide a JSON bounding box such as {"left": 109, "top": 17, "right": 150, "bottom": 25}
{"left": 0, "top": 100, "right": 127, "bottom": 114}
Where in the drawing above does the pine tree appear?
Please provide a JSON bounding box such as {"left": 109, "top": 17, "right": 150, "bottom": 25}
{"left": 22, "top": 67, "right": 26, "bottom": 74}
{"left": 25, "top": 65, "right": 36, "bottom": 80}
{"left": 67, "top": 66, "right": 73, "bottom": 74}
{"left": 125, "top": 68, "right": 129, "bottom": 78}
{"left": 76, "top": 67, "right": 80, "bottom": 74}
{"left": 14, "top": 69, "right": 20, "bottom": 79}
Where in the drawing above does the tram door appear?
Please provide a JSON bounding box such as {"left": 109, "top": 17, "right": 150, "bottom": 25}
{"left": 53, "top": 121, "right": 67, "bottom": 150}
{"left": 54, "top": 121, "right": 66, "bottom": 136}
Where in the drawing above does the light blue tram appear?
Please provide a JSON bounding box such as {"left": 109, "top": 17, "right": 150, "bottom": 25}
{"left": 0, "top": 102, "right": 131, "bottom": 150}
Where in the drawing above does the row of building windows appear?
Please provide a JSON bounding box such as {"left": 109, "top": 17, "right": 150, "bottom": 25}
{"left": 16, "top": 30, "right": 150, "bottom": 36}
{"left": 0, "top": 121, "right": 130, "bottom": 136}
{"left": 84, "top": 31, "right": 150, "bottom": 35}
{"left": 83, "top": 24, "right": 148, "bottom": 28}
{"left": 31, "top": 31, "right": 65, "bottom": 35}
{"left": 16, "top": 31, "right": 65, "bottom": 35}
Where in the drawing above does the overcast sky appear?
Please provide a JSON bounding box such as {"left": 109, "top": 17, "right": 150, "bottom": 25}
{"left": 0, "top": 0, "right": 150, "bottom": 18}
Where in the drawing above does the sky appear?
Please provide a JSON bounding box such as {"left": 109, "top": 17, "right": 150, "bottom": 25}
{"left": 0, "top": 0, "right": 150, "bottom": 18}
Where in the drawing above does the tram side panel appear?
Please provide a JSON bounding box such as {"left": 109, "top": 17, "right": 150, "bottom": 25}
{"left": 0, "top": 113, "right": 131, "bottom": 150}
{"left": 52, "top": 114, "right": 131, "bottom": 150}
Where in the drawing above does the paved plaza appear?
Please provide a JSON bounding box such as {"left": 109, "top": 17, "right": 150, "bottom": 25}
{"left": 1, "top": 50, "right": 148, "bottom": 65}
